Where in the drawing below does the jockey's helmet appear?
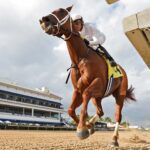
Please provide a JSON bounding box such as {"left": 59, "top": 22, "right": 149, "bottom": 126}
{"left": 71, "top": 14, "right": 84, "bottom": 31}
{"left": 71, "top": 14, "right": 83, "bottom": 22}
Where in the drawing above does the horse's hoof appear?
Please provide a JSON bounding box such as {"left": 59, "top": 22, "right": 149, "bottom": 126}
{"left": 76, "top": 127, "right": 89, "bottom": 140}
{"left": 88, "top": 126, "right": 95, "bottom": 135}
{"left": 110, "top": 140, "right": 119, "bottom": 148}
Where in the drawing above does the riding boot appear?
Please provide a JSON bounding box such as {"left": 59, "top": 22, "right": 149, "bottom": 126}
{"left": 98, "top": 45, "right": 117, "bottom": 67}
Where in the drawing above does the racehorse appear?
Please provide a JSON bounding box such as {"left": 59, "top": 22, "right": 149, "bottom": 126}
{"left": 39, "top": 6, "right": 136, "bottom": 147}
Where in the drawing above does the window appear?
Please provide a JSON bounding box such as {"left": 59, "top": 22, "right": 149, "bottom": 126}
{"left": 7, "top": 95, "right": 15, "bottom": 100}
{"left": 0, "top": 93, "right": 7, "bottom": 99}
{"left": 24, "top": 98, "right": 32, "bottom": 104}
{"left": 0, "top": 104, "right": 23, "bottom": 115}
{"left": 0, "top": 104, "right": 6, "bottom": 112}
{"left": 34, "top": 109, "right": 50, "bottom": 118}
{"left": 24, "top": 108, "right": 32, "bottom": 116}
{"left": 15, "top": 97, "right": 22, "bottom": 102}
{"left": 51, "top": 112, "right": 59, "bottom": 119}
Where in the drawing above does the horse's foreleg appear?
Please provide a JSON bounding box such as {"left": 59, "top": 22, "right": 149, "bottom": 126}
{"left": 68, "top": 89, "right": 82, "bottom": 125}
{"left": 77, "top": 78, "right": 104, "bottom": 139}
{"left": 86, "top": 98, "right": 104, "bottom": 134}
{"left": 76, "top": 88, "right": 91, "bottom": 140}
{"left": 89, "top": 98, "right": 104, "bottom": 124}
{"left": 78, "top": 90, "right": 91, "bottom": 128}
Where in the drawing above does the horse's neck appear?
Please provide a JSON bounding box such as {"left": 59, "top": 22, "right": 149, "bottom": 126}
{"left": 66, "top": 36, "right": 88, "bottom": 65}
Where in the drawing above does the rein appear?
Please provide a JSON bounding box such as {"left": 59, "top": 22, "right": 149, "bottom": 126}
{"left": 65, "top": 64, "right": 78, "bottom": 84}
{"left": 57, "top": 27, "right": 80, "bottom": 41}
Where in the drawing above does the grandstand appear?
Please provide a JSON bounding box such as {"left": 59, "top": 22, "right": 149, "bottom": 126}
{"left": 0, "top": 81, "right": 65, "bottom": 127}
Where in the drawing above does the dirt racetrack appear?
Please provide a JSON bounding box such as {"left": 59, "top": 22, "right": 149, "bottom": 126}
{"left": 0, "top": 130, "right": 150, "bottom": 150}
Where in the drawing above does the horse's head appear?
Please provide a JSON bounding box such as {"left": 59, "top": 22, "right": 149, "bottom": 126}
{"left": 39, "top": 6, "right": 73, "bottom": 39}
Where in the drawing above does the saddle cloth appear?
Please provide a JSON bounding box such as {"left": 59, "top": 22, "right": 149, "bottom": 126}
{"left": 103, "top": 57, "right": 123, "bottom": 96}
{"left": 104, "top": 57, "right": 123, "bottom": 79}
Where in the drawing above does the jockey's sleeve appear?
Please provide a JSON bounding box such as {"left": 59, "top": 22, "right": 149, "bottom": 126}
{"left": 89, "top": 26, "right": 106, "bottom": 46}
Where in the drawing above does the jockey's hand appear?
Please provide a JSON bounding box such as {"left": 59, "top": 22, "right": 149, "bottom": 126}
{"left": 84, "top": 39, "right": 90, "bottom": 46}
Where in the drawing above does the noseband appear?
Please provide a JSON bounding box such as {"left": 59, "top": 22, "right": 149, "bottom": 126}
{"left": 48, "top": 8, "right": 73, "bottom": 41}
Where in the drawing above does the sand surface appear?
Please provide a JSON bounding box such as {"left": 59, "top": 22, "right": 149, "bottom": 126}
{"left": 0, "top": 130, "right": 150, "bottom": 150}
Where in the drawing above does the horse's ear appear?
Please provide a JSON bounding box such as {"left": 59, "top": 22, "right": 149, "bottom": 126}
{"left": 66, "top": 5, "right": 73, "bottom": 12}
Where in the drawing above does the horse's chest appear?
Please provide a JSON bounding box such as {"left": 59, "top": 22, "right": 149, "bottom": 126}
{"left": 78, "top": 59, "right": 93, "bottom": 84}
{"left": 78, "top": 59, "right": 89, "bottom": 75}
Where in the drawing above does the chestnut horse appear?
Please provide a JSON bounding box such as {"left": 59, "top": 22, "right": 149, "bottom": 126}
{"left": 40, "top": 6, "right": 136, "bottom": 147}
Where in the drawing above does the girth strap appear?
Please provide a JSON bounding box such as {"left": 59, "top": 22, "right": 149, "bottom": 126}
{"left": 104, "top": 74, "right": 113, "bottom": 97}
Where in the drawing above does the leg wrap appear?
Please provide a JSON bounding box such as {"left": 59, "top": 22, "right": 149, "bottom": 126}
{"left": 89, "top": 114, "right": 100, "bottom": 125}
{"left": 113, "top": 122, "right": 119, "bottom": 137}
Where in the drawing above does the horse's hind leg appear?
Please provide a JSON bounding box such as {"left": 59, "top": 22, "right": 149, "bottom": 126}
{"left": 111, "top": 94, "right": 125, "bottom": 147}
{"left": 68, "top": 89, "right": 82, "bottom": 125}
{"left": 112, "top": 69, "right": 128, "bottom": 147}
{"left": 111, "top": 75, "right": 128, "bottom": 147}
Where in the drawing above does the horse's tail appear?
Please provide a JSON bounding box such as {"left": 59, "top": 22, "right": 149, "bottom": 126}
{"left": 124, "top": 85, "right": 136, "bottom": 102}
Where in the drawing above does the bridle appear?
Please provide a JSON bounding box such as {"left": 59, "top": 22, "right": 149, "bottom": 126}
{"left": 47, "top": 8, "right": 77, "bottom": 41}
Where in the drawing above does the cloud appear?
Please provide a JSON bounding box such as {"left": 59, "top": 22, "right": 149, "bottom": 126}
{"left": 0, "top": 0, "right": 150, "bottom": 126}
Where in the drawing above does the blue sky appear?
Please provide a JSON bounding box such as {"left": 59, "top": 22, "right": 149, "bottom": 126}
{"left": 0, "top": 0, "right": 150, "bottom": 127}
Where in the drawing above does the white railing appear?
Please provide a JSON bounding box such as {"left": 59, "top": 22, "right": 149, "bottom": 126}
{"left": 0, "top": 98, "right": 65, "bottom": 113}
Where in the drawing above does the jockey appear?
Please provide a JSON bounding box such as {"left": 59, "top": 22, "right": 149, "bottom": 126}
{"left": 71, "top": 14, "right": 117, "bottom": 66}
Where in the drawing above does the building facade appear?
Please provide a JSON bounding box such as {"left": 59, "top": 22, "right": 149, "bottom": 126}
{"left": 0, "top": 81, "right": 65, "bottom": 126}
